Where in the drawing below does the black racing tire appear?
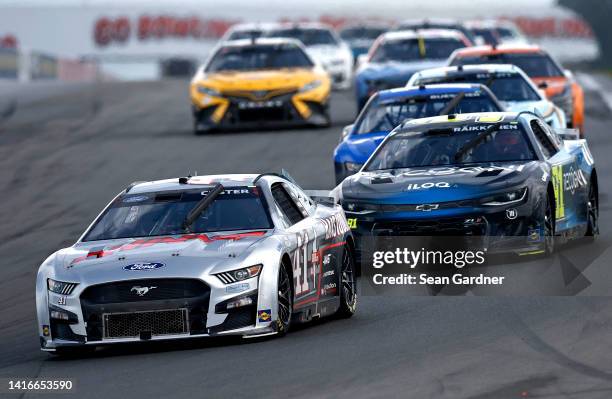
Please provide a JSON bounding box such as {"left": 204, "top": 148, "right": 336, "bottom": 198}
{"left": 336, "top": 244, "right": 357, "bottom": 318}
{"left": 585, "top": 181, "right": 599, "bottom": 240}
{"left": 276, "top": 261, "right": 293, "bottom": 336}
{"left": 543, "top": 192, "right": 556, "bottom": 256}
{"left": 193, "top": 120, "right": 207, "bottom": 136}
{"left": 320, "top": 103, "right": 332, "bottom": 128}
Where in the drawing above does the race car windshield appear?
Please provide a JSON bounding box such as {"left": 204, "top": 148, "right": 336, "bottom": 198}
{"left": 451, "top": 53, "right": 564, "bottom": 77}
{"left": 206, "top": 44, "right": 313, "bottom": 72}
{"left": 470, "top": 28, "right": 499, "bottom": 45}
{"left": 370, "top": 38, "right": 465, "bottom": 62}
{"left": 414, "top": 72, "right": 540, "bottom": 102}
{"left": 496, "top": 27, "right": 517, "bottom": 38}
{"left": 226, "top": 30, "right": 264, "bottom": 41}
{"left": 355, "top": 92, "right": 501, "bottom": 134}
{"left": 365, "top": 123, "right": 536, "bottom": 170}
{"left": 83, "top": 187, "right": 273, "bottom": 241}
{"left": 266, "top": 28, "right": 338, "bottom": 46}
{"left": 340, "top": 27, "right": 386, "bottom": 41}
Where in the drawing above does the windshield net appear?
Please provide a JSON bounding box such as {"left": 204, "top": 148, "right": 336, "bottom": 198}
{"left": 356, "top": 91, "right": 500, "bottom": 134}
{"left": 83, "top": 187, "right": 272, "bottom": 241}
{"left": 365, "top": 122, "right": 536, "bottom": 170}
{"left": 226, "top": 30, "right": 264, "bottom": 41}
{"left": 413, "top": 72, "right": 540, "bottom": 102}
{"left": 371, "top": 38, "right": 466, "bottom": 62}
{"left": 206, "top": 43, "right": 313, "bottom": 72}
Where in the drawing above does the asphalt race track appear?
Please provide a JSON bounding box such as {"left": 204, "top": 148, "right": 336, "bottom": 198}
{"left": 1, "top": 76, "right": 612, "bottom": 398}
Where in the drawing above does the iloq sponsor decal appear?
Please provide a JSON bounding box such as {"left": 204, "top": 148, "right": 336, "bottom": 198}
{"left": 123, "top": 262, "right": 165, "bottom": 271}
{"left": 406, "top": 182, "right": 450, "bottom": 191}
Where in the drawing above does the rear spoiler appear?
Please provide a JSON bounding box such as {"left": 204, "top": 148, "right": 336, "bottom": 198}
{"left": 553, "top": 128, "right": 580, "bottom": 141}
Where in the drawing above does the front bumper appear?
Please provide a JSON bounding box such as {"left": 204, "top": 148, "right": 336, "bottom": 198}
{"left": 39, "top": 276, "right": 277, "bottom": 350}
{"left": 344, "top": 203, "right": 546, "bottom": 258}
{"left": 192, "top": 84, "right": 329, "bottom": 131}
{"left": 322, "top": 62, "right": 352, "bottom": 89}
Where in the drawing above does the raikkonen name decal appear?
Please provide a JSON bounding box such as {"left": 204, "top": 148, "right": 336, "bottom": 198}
{"left": 452, "top": 124, "right": 519, "bottom": 133}
{"left": 320, "top": 213, "right": 350, "bottom": 240}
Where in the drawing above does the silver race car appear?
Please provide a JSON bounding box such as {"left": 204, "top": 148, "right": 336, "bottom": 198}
{"left": 36, "top": 173, "right": 357, "bottom": 354}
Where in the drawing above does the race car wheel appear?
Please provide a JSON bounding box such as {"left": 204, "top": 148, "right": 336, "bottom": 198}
{"left": 336, "top": 244, "right": 357, "bottom": 318}
{"left": 193, "top": 120, "right": 207, "bottom": 135}
{"left": 544, "top": 193, "right": 555, "bottom": 256}
{"left": 276, "top": 261, "right": 292, "bottom": 335}
{"left": 322, "top": 106, "right": 332, "bottom": 128}
{"left": 585, "top": 181, "right": 599, "bottom": 239}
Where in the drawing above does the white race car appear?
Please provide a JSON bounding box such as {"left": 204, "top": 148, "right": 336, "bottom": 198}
{"left": 265, "top": 23, "right": 354, "bottom": 89}
{"left": 36, "top": 173, "right": 357, "bottom": 355}
{"left": 407, "top": 64, "right": 567, "bottom": 129}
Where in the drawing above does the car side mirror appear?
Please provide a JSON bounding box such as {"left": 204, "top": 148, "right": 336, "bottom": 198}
{"left": 538, "top": 81, "right": 548, "bottom": 89}
{"left": 563, "top": 69, "right": 574, "bottom": 79}
{"left": 342, "top": 124, "right": 354, "bottom": 139}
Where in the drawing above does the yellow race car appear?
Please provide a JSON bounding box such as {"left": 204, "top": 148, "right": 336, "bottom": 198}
{"left": 190, "top": 38, "right": 331, "bottom": 134}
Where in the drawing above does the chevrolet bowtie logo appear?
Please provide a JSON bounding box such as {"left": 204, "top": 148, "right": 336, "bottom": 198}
{"left": 415, "top": 204, "right": 439, "bottom": 212}
{"left": 252, "top": 90, "right": 268, "bottom": 99}
{"left": 131, "top": 286, "right": 157, "bottom": 296}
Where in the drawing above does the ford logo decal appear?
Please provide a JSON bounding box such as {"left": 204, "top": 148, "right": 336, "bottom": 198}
{"left": 123, "top": 262, "right": 165, "bottom": 271}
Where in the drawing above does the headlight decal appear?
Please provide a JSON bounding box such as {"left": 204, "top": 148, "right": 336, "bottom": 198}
{"left": 196, "top": 85, "right": 220, "bottom": 97}
{"left": 215, "top": 264, "right": 262, "bottom": 284}
{"left": 482, "top": 187, "right": 528, "bottom": 206}
{"left": 300, "top": 79, "right": 322, "bottom": 93}
{"left": 47, "top": 278, "right": 78, "bottom": 295}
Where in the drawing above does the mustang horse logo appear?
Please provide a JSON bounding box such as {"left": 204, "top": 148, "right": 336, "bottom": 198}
{"left": 131, "top": 286, "right": 157, "bottom": 296}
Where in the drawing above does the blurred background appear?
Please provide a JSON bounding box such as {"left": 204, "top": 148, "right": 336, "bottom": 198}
{"left": 0, "top": 0, "right": 606, "bottom": 82}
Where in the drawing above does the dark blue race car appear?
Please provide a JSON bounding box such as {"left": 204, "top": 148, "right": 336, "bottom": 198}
{"left": 354, "top": 29, "right": 472, "bottom": 109}
{"left": 336, "top": 112, "right": 598, "bottom": 256}
{"left": 333, "top": 84, "right": 504, "bottom": 183}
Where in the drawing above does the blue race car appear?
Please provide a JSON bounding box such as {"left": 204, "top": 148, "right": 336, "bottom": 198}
{"left": 336, "top": 112, "right": 598, "bottom": 257}
{"left": 354, "top": 29, "right": 472, "bottom": 109}
{"left": 333, "top": 83, "right": 504, "bottom": 183}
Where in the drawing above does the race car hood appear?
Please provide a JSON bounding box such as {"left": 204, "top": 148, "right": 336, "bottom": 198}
{"left": 198, "top": 69, "right": 319, "bottom": 91}
{"left": 50, "top": 231, "right": 270, "bottom": 284}
{"left": 341, "top": 161, "right": 539, "bottom": 203}
{"left": 306, "top": 44, "right": 347, "bottom": 61}
{"left": 357, "top": 60, "right": 447, "bottom": 83}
